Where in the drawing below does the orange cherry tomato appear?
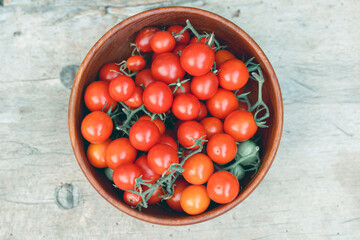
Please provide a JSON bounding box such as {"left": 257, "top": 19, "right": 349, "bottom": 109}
{"left": 87, "top": 139, "right": 111, "bottom": 168}
{"left": 180, "top": 185, "right": 210, "bottom": 215}
{"left": 182, "top": 153, "right": 214, "bottom": 185}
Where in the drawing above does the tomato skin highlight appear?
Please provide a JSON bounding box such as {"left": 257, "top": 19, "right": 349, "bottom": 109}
{"left": 151, "top": 52, "right": 185, "bottom": 84}
{"left": 109, "top": 75, "right": 135, "bottom": 102}
{"left": 215, "top": 49, "right": 235, "bottom": 66}
{"left": 206, "top": 133, "right": 237, "bottom": 164}
{"left": 200, "top": 117, "right": 223, "bottom": 138}
{"left": 206, "top": 88, "right": 239, "bottom": 119}
{"left": 87, "top": 139, "right": 111, "bottom": 168}
{"left": 126, "top": 55, "right": 146, "bottom": 72}
{"left": 190, "top": 72, "right": 219, "bottom": 100}
{"left": 113, "top": 163, "right": 142, "bottom": 190}
{"left": 99, "top": 62, "right": 122, "bottom": 82}
{"left": 150, "top": 31, "right": 176, "bottom": 54}
{"left": 180, "top": 185, "right": 210, "bottom": 215}
{"left": 135, "top": 69, "right": 155, "bottom": 88}
{"left": 166, "top": 178, "right": 190, "bottom": 212}
{"left": 134, "top": 155, "right": 160, "bottom": 184}
{"left": 172, "top": 93, "right": 201, "bottom": 121}
{"left": 177, "top": 121, "right": 206, "bottom": 149}
{"left": 105, "top": 138, "right": 137, "bottom": 170}
{"left": 81, "top": 111, "right": 113, "bottom": 144}
{"left": 124, "top": 86, "right": 143, "bottom": 109}
{"left": 167, "top": 25, "right": 190, "bottom": 45}
{"left": 129, "top": 120, "right": 161, "bottom": 151}
{"left": 182, "top": 153, "right": 214, "bottom": 185}
{"left": 207, "top": 171, "right": 239, "bottom": 204}
{"left": 180, "top": 42, "right": 215, "bottom": 77}
{"left": 218, "top": 59, "right": 249, "bottom": 91}
{"left": 135, "top": 27, "right": 160, "bottom": 52}
{"left": 224, "top": 110, "right": 258, "bottom": 142}
{"left": 147, "top": 144, "right": 179, "bottom": 175}
{"left": 158, "top": 134, "right": 178, "bottom": 151}
{"left": 143, "top": 81, "right": 173, "bottom": 113}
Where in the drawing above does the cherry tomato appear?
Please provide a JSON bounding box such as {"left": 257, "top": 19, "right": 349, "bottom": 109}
{"left": 113, "top": 163, "right": 142, "bottom": 190}
{"left": 87, "top": 139, "right": 111, "bottom": 168}
{"left": 206, "top": 133, "right": 237, "bottom": 164}
{"left": 207, "top": 171, "right": 239, "bottom": 204}
{"left": 144, "top": 185, "right": 163, "bottom": 205}
{"left": 81, "top": 111, "right": 113, "bottom": 143}
{"left": 109, "top": 75, "right": 135, "bottom": 102}
{"left": 206, "top": 88, "right": 239, "bottom": 119}
{"left": 135, "top": 69, "right": 155, "bottom": 88}
{"left": 190, "top": 72, "right": 219, "bottom": 100}
{"left": 135, "top": 27, "right": 160, "bottom": 52}
{"left": 182, "top": 153, "right": 214, "bottom": 185}
{"left": 167, "top": 25, "right": 190, "bottom": 45}
{"left": 143, "top": 81, "right": 173, "bottom": 113}
{"left": 166, "top": 178, "right": 190, "bottom": 212}
{"left": 172, "top": 44, "right": 186, "bottom": 55}
{"left": 180, "top": 185, "right": 210, "bottom": 215}
{"left": 170, "top": 80, "right": 190, "bottom": 96}
{"left": 195, "top": 102, "right": 208, "bottom": 121}
{"left": 224, "top": 110, "right": 258, "bottom": 142}
{"left": 190, "top": 36, "right": 215, "bottom": 51}
{"left": 105, "top": 138, "right": 137, "bottom": 170}
{"left": 126, "top": 55, "right": 146, "bottom": 72}
{"left": 134, "top": 155, "right": 160, "bottom": 184}
{"left": 129, "top": 120, "right": 161, "bottom": 151}
{"left": 238, "top": 101, "right": 249, "bottom": 111}
{"left": 147, "top": 144, "right": 179, "bottom": 175}
{"left": 218, "top": 59, "right": 249, "bottom": 90}
{"left": 177, "top": 121, "right": 206, "bottom": 149}
{"left": 99, "top": 62, "right": 122, "bottom": 82}
{"left": 180, "top": 42, "right": 215, "bottom": 76}
{"left": 123, "top": 191, "right": 141, "bottom": 207}
{"left": 150, "top": 31, "right": 176, "bottom": 54}
{"left": 200, "top": 117, "right": 223, "bottom": 138}
{"left": 215, "top": 49, "right": 235, "bottom": 66}
{"left": 158, "top": 135, "right": 178, "bottom": 151}
{"left": 84, "top": 81, "right": 117, "bottom": 112}
{"left": 138, "top": 115, "right": 165, "bottom": 134}
{"left": 151, "top": 52, "right": 185, "bottom": 84}
{"left": 124, "top": 86, "right": 143, "bottom": 109}
{"left": 172, "top": 93, "right": 201, "bottom": 121}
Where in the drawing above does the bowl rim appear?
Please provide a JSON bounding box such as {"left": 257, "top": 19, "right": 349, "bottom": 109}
{"left": 69, "top": 6, "right": 283, "bottom": 226}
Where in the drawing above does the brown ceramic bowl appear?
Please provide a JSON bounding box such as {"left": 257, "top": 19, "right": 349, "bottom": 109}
{"left": 68, "top": 6, "right": 283, "bottom": 225}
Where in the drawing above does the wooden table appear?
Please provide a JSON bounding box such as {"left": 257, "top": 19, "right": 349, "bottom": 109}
{"left": 1, "top": 0, "right": 359, "bottom": 239}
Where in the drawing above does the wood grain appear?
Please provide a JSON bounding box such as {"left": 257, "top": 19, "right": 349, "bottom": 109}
{"left": 1, "top": 0, "right": 360, "bottom": 239}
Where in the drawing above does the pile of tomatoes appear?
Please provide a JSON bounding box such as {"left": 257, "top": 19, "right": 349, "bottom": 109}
{"left": 80, "top": 20, "right": 268, "bottom": 215}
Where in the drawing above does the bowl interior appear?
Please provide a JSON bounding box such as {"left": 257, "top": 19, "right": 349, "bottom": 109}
{"left": 70, "top": 7, "right": 282, "bottom": 225}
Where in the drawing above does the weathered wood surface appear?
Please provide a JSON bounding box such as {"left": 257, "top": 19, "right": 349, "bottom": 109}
{"left": 1, "top": 0, "right": 359, "bottom": 239}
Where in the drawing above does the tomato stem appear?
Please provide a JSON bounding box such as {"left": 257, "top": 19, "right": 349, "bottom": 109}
{"left": 168, "top": 78, "right": 190, "bottom": 94}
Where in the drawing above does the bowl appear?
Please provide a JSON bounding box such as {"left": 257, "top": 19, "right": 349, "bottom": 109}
{"left": 68, "top": 6, "right": 283, "bottom": 226}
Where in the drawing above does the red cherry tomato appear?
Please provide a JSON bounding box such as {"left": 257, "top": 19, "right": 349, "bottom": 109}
{"left": 172, "top": 44, "right": 186, "bottom": 55}
{"left": 166, "top": 178, "right": 190, "bottom": 212}
{"left": 190, "top": 72, "right": 219, "bottom": 100}
{"left": 167, "top": 25, "right": 190, "bottom": 45}
{"left": 238, "top": 101, "right": 249, "bottom": 111}
{"left": 207, "top": 171, "right": 239, "bottom": 204}
{"left": 113, "top": 163, "right": 142, "bottom": 190}
{"left": 99, "top": 62, "right": 122, "bottom": 81}
{"left": 129, "top": 120, "right": 161, "bottom": 151}
{"left": 135, "top": 27, "right": 160, "bottom": 52}
{"left": 84, "top": 81, "right": 117, "bottom": 112}
{"left": 151, "top": 52, "right": 185, "bottom": 84}
{"left": 150, "top": 31, "right": 176, "bottom": 54}
{"left": 180, "top": 42, "right": 215, "bottom": 76}
{"left": 218, "top": 59, "right": 249, "bottom": 90}
{"left": 126, "top": 55, "right": 146, "bottom": 72}
{"left": 144, "top": 185, "right": 163, "bottom": 205}
{"left": 109, "top": 75, "right": 135, "bottom": 102}
{"left": 147, "top": 144, "right": 179, "bottom": 175}
{"left": 170, "top": 80, "right": 191, "bottom": 96}
{"left": 182, "top": 153, "right": 214, "bottom": 185}
{"left": 206, "top": 133, "right": 237, "bottom": 164}
{"left": 200, "top": 117, "right": 223, "bottom": 138}
{"left": 135, "top": 69, "right": 155, "bottom": 88}
{"left": 124, "top": 86, "right": 143, "bottom": 109}
{"left": 215, "top": 49, "right": 235, "bottom": 66}
{"left": 190, "top": 36, "right": 215, "bottom": 51}
{"left": 206, "top": 88, "right": 239, "bottom": 119}
{"left": 134, "top": 155, "right": 160, "bottom": 184}
{"left": 177, "top": 121, "right": 206, "bottom": 149}
{"left": 158, "top": 135, "right": 178, "bottom": 151}
{"left": 123, "top": 191, "right": 141, "bottom": 207}
{"left": 138, "top": 115, "right": 165, "bottom": 135}
{"left": 81, "top": 111, "right": 113, "bottom": 143}
{"left": 143, "top": 81, "right": 173, "bottom": 113}
{"left": 105, "top": 138, "right": 137, "bottom": 170}
{"left": 180, "top": 185, "right": 210, "bottom": 215}
{"left": 195, "top": 102, "right": 208, "bottom": 121}
{"left": 172, "top": 93, "right": 201, "bottom": 121}
{"left": 224, "top": 110, "right": 258, "bottom": 142}
{"left": 87, "top": 139, "right": 111, "bottom": 168}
